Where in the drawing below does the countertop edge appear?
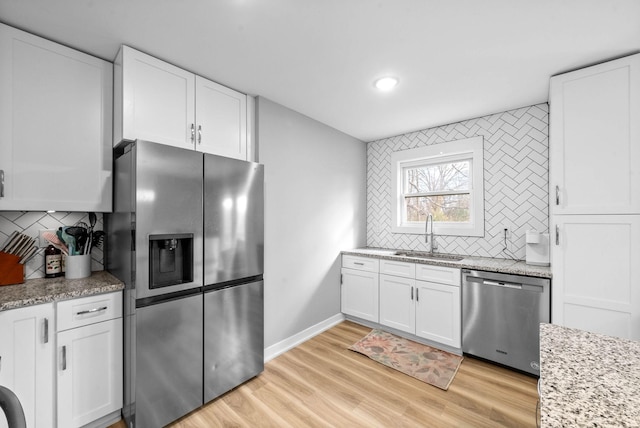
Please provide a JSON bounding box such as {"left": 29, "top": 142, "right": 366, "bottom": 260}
{"left": 0, "top": 270, "right": 125, "bottom": 311}
{"left": 341, "top": 248, "right": 552, "bottom": 278}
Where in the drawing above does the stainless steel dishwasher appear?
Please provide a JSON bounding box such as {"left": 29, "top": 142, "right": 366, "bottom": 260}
{"left": 462, "top": 269, "right": 550, "bottom": 376}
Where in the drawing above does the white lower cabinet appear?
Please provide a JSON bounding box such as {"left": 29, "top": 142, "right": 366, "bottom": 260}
{"left": 341, "top": 267, "right": 379, "bottom": 322}
{"left": 56, "top": 291, "right": 123, "bottom": 428}
{"left": 551, "top": 215, "right": 640, "bottom": 339}
{"left": 415, "top": 280, "right": 461, "bottom": 348}
{"left": 0, "top": 292, "right": 123, "bottom": 428}
{"left": 341, "top": 255, "right": 380, "bottom": 322}
{"left": 379, "top": 260, "right": 461, "bottom": 349}
{"left": 0, "top": 303, "right": 54, "bottom": 428}
{"left": 57, "top": 319, "right": 123, "bottom": 427}
{"left": 342, "top": 255, "right": 461, "bottom": 350}
{"left": 379, "top": 274, "right": 415, "bottom": 333}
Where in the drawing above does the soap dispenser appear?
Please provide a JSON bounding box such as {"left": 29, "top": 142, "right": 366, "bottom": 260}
{"left": 525, "top": 230, "right": 550, "bottom": 266}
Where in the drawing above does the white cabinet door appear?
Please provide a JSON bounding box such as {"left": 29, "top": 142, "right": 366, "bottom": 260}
{"left": 341, "top": 268, "right": 379, "bottom": 322}
{"left": 57, "top": 318, "right": 123, "bottom": 428}
{"left": 379, "top": 274, "right": 415, "bottom": 334}
{"left": 549, "top": 53, "right": 640, "bottom": 215}
{"left": 551, "top": 215, "right": 640, "bottom": 340}
{"left": 0, "top": 303, "right": 54, "bottom": 428}
{"left": 0, "top": 23, "right": 113, "bottom": 212}
{"left": 116, "top": 45, "right": 195, "bottom": 149}
{"left": 195, "top": 76, "right": 247, "bottom": 160}
{"left": 415, "top": 280, "right": 461, "bottom": 348}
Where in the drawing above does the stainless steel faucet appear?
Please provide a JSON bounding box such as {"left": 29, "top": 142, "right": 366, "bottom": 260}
{"left": 425, "top": 214, "right": 438, "bottom": 254}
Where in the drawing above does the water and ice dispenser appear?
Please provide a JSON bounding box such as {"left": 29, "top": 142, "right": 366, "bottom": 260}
{"left": 149, "top": 234, "right": 194, "bottom": 288}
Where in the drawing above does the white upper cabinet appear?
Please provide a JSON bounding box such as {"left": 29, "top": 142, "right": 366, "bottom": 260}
{"left": 0, "top": 23, "right": 113, "bottom": 212}
{"left": 114, "top": 46, "right": 248, "bottom": 160}
{"left": 114, "top": 46, "right": 195, "bottom": 150}
{"left": 195, "top": 76, "right": 247, "bottom": 160}
{"left": 549, "top": 53, "right": 640, "bottom": 215}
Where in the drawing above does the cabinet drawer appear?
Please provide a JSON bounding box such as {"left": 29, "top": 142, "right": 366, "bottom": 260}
{"left": 342, "top": 255, "right": 379, "bottom": 273}
{"left": 56, "top": 291, "right": 122, "bottom": 332}
{"left": 380, "top": 259, "right": 416, "bottom": 278}
{"left": 415, "top": 264, "right": 461, "bottom": 287}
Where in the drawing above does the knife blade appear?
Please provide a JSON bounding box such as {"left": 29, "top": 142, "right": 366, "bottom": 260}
{"left": 5, "top": 233, "right": 27, "bottom": 255}
{"left": 1, "top": 231, "right": 19, "bottom": 252}
{"left": 15, "top": 237, "right": 36, "bottom": 258}
{"left": 19, "top": 245, "right": 38, "bottom": 264}
{"left": 18, "top": 238, "right": 37, "bottom": 257}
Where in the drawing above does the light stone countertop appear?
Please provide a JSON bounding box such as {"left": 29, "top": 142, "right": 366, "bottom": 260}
{"left": 0, "top": 270, "right": 124, "bottom": 311}
{"left": 540, "top": 323, "right": 640, "bottom": 427}
{"left": 341, "top": 247, "right": 552, "bottom": 278}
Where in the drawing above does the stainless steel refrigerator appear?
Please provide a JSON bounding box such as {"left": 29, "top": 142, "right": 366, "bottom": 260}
{"left": 107, "top": 140, "right": 264, "bottom": 428}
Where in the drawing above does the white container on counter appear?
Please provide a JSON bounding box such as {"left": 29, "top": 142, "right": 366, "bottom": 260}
{"left": 65, "top": 254, "right": 91, "bottom": 279}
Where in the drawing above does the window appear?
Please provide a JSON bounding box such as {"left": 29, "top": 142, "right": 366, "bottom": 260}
{"left": 390, "top": 136, "right": 484, "bottom": 236}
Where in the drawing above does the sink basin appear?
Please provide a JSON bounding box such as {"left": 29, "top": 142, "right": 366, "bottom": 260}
{"left": 393, "top": 250, "right": 465, "bottom": 262}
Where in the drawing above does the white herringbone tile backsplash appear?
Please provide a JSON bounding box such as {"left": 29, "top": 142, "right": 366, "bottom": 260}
{"left": 367, "top": 103, "right": 549, "bottom": 259}
{"left": 0, "top": 211, "right": 104, "bottom": 280}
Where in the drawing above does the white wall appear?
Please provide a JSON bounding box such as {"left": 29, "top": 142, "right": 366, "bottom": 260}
{"left": 256, "top": 97, "right": 366, "bottom": 350}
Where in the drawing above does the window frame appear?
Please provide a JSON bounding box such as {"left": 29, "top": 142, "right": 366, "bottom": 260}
{"left": 390, "top": 136, "right": 485, "bottom": 237}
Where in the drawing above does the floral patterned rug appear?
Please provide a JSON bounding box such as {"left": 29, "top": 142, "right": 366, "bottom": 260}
{"left": 349, "top": 329, "right": 463, "bottom": 390}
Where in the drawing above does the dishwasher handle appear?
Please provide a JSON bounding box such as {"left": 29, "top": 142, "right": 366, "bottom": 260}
{"left": 483, "top": 280, "right": 522, "bottom": 290}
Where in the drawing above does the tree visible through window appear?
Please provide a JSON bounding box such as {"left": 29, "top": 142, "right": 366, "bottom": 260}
{"left": 403, "top": 160, "right": 471, "bottom": 223}
{"left": 391, "top": 136, "right": 484, "bottom": 237}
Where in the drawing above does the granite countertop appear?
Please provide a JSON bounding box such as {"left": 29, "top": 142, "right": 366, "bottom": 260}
{"left": 342, "top": 247, "right": 552, "bottom": 278}
{"left": 540, "top": 323, "right": 640, "bottom": 427}
{"left": 0, "top": 271, "right": 124, "bottom": 311}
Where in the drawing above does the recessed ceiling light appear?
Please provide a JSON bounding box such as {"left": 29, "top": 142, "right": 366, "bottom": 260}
{"left": 374, "top": 76, "right": 399, "bottom": 91}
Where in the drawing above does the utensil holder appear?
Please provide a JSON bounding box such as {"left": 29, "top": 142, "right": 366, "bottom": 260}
{"left": 0, "top": 251, "right": 24, "bottom": 286}
{"left": 65, "top": 254, "right": 91, "bottom": 279}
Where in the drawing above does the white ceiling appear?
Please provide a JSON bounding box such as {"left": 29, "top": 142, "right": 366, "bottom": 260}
{"left": 1, "top": 0, "right": 639, "bottom": 142}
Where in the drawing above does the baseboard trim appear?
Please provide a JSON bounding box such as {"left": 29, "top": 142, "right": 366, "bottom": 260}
{"left": 81, "top": 409, "right": 121, "bottom": 428}
{"left": 264, "top": 313, "right": 345, "bottom": 362}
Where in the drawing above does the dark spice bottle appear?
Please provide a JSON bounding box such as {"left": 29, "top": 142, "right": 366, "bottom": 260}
{"left": 44, "top": 245, "right": 62, "bottom": 278}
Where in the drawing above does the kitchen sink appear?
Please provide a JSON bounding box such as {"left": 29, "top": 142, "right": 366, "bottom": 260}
{"left": 393, "top": 250, "right": 465, "bottom": 262}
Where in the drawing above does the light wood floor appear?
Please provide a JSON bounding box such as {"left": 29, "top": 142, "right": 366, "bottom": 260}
{"left": 110, "top": 321, "right": 539, "bottom": 427}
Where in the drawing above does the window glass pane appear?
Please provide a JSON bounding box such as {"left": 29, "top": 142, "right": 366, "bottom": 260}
{"left": 405, "top": 194, "right": 470, "bottom": 222}
{"left": 404, "top": 161, "right": 470, "bottom": 194}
